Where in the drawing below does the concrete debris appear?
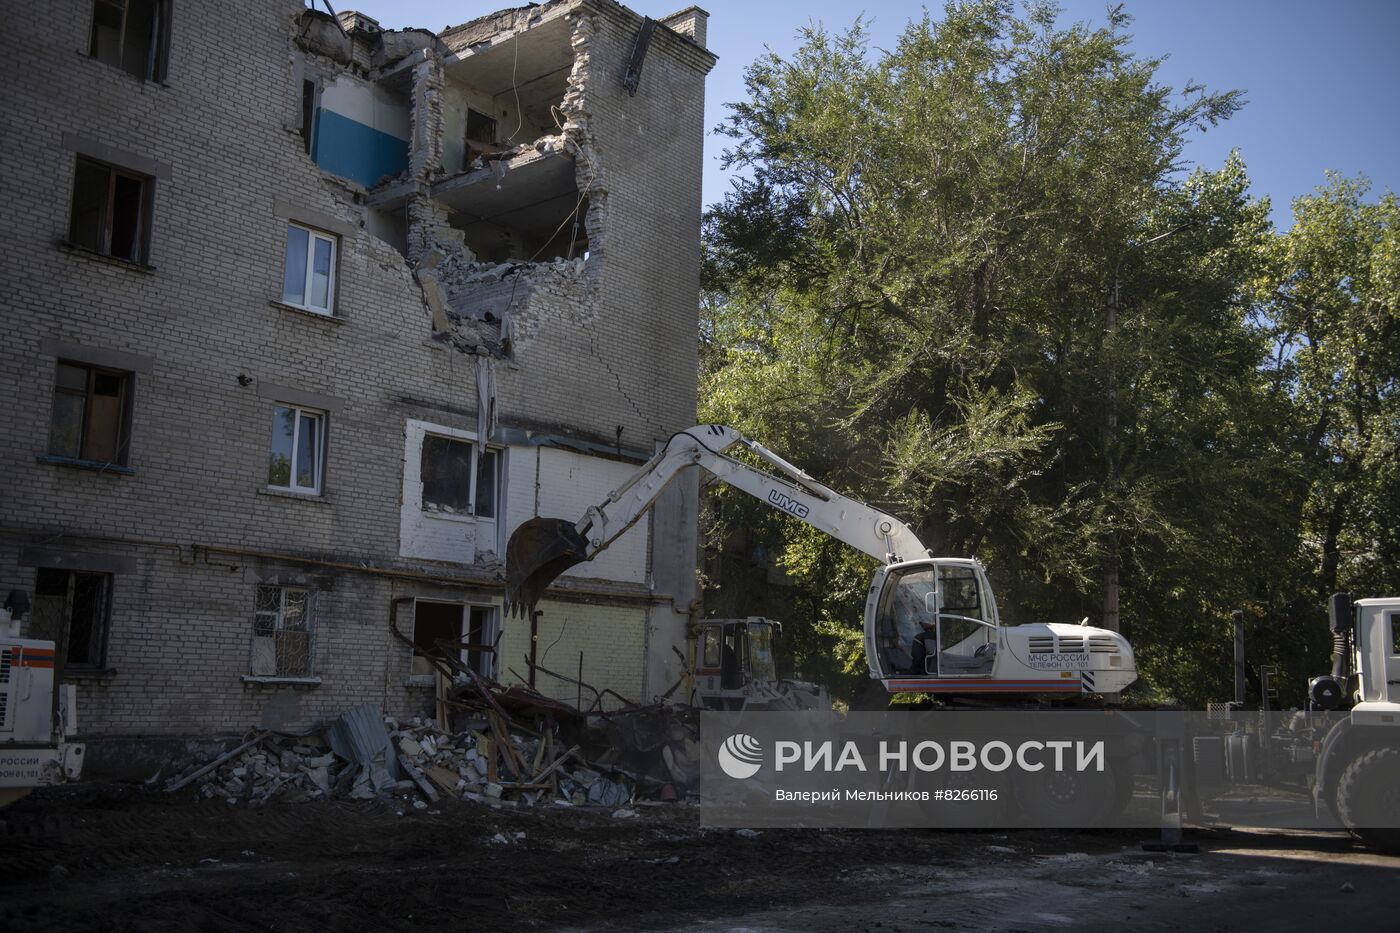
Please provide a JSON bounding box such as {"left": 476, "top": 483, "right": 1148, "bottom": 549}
{"left": 169, "top": 683, "right": 701, "bottom": 812}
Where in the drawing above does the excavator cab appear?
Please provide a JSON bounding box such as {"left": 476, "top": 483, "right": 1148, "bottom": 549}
{"left": 866, "top": 559, "right": 1000, "bottom": 680}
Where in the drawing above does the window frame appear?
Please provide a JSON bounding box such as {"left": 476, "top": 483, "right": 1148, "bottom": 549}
{"left": 48, "top": 360, "right": 135, "bottom": 467}
{"left": 31, "top": 568, "right": 113, "bottom": 672}
{"left": 88, "top": 0, "right": 171, "bottom": 83}
{"left": 281, "top": 222, "right": 338, "bottom": 315}
{"left": 419, "top": 431, "right": 501, "bottom": 522}
{"left": 410, "top": 599, "right": 498, "bottom": 679}
{"left": 251, "top": 585, "right": 316, "bottom": 679}
{"left": 68, "top": 155, "right": 154, "bottom": 264}
{"left": 266, "top": 403, "right": 326, "bottom": 496}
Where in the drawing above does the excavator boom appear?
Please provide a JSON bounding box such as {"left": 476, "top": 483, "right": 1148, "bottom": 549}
{"left": 504, "top": 425, "right": 927, "bottom": 615}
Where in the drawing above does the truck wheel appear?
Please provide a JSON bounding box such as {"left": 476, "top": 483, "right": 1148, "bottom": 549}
{"left": 1336, "top": 747, "right": 1400, "bottom": 853}
{"left": 1012, "top": 759, "right": 1123, "bottom": 826}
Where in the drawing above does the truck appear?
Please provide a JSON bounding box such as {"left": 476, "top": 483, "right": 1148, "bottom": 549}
{"left": 0, "top": 590, "right": 84, "bottom": 806}
{"left": 1192, "top": 593, "right": 1400, "bottom": 850}
{"left": 505, "top": 424, "right": 1137, "bottom": 700}
{"left": 690, "top": 617, "right": 829, "bottom": 711}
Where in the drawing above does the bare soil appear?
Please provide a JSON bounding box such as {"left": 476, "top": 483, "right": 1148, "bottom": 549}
{"left": 2, "top": 784, "right": 1397, "bottom": 932}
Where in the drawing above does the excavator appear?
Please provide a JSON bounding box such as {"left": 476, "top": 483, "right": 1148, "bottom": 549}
{"left": 506, "top": 425, "right": 1137, "bottom": 700}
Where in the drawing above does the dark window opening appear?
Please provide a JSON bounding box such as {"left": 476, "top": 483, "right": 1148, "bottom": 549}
{"left": 69, "top": 156, "right": 153, "bottom": 263}
{"left": 412, "top": 601, "right": 461, "bottom": 676}
{"left": 301, "top": 79, "right": 317, "bottom": 155}
{"left": 31, "top": 568, "right": 111, "bottom": 669}
{"left": 50, "top": 361, "right": 134, "bottom": 466}
{"left": 464, "top": 606, "right": 495, "bottom": 677}
{"left": 89, "top": 0, "right": 170, "bottom": 82}
{"left": 410, "top": 602, "right": 494, "bottom": 677}
{"left": 421, "top": 435, "right": 473, "bottom": 515}
{"left": 465, "top": 108, "right": 498, "bottom": 153}
{"left": 474, "top": 449, "right": 498, "bottom": 519}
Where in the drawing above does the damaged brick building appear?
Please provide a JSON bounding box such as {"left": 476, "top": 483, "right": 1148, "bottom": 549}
{"left": 0, "top": 0, "right": 714, "bottom": 771}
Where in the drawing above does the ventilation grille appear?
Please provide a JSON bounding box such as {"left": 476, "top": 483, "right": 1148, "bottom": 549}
{"left": 1028, "top": 635, "right": 1113, "bottom": 654}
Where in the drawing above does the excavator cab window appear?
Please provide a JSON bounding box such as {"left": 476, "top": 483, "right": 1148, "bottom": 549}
{"left": 874, "top": 562, "right": 997, "bottom": 677}
{"left": 721, "top": 626, "right": 745, "bottom": 690}
{"left": 749, "top": 623, "right": 777, "bottom": 682}
{"left": 875, "top": 565, "right": 938, "bottom": 674}
{"left": 935, "top": 565, "right": 994, "bottom": 675}
{"left": 699, "top": 627, "right": 722, "bottom": 670}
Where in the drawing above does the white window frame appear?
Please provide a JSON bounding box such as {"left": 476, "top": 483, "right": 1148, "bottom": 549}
{"left": 251, "top": 585, "right": 316, "bottom": 678}
{"left": 418, "top": 428, "right": 501, "bottom": 524}
{"left": 281, "top": 222, "right": 337, "bottom": 315}
{"left": 267, "top": 403, "right": 326, "bottom": 495}
{"left": 410, "top": 599, "right": 499, "bottom": 679}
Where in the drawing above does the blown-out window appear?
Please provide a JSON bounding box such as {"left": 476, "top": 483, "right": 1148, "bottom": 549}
{"left": 49, "top": 361, "right": 134, "bottom": 466}
{"left": 89, "top": 0, "right": 170, "bottom": 82}
{"left": 420, "top": 435, "right": 499, "bottom": 519}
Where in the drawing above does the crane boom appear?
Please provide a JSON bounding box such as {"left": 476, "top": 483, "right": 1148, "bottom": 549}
{"left": 505, "top": 425, "right": 929, "bottom": 615}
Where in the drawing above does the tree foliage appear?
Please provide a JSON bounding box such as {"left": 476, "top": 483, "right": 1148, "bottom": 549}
{"left": 699, "top": 1, "right": 1399, "bottom": 706}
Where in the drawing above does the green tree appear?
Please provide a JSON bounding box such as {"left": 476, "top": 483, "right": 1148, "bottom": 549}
{"left": 701, "top": 1, "right": 1292, "bottom": 703}
{"left": 1263, "top": 177, "right": 1400, "bottom": 602}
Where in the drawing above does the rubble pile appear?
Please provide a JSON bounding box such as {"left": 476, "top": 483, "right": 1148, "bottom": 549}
{"left": 168, "top": 678, "right": 702, "bottom": 811}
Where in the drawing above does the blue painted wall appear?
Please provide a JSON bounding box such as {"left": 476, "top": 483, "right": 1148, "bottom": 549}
{"left": 313, "top": 109, "right": 409, "bottom": 188}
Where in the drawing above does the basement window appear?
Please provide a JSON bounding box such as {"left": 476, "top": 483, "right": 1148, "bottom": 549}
{"left": 251, "top": 585, "right": 316, "bottom": 677}
{"left": 49, "top": 361, "right": 134, "bottom": 467}
{"left": 89, "top": 0, "right": 170, "bottom": 82}
{"left": 411, "top": 601, "right": 497, "bottom": 678}
{"left": 267, "top": 404, "right": 325, "bottom": 495}
{"left": 69, "top": 156, "right": 153, "bottom": 264}
{"left": 31, "top": 569, "right": 111, "bottom": 670}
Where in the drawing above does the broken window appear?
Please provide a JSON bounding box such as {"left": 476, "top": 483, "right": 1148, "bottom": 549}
{"left": 31, "top": 569, "right": 111, "bottom": 670}
{"left": 252, "top": 585, "right": 315, "bottom": 677}
{"left": 69, "top": 156, "right": 153, "bottom": 263}
{"left": 420, "top": 435, "right": 499, "bottom": 519}
{"left": 411, "top": 601, "right": 496, "bottom": 677}
{"left": 464, "top": 108, "right": 498, "bottom": 159}
{"left": 49, "top": 361, "right": 134, "bottom": 466}
{"left": 300, "top": 79, "right": 318, "bottom": 155}
{"left": 281, "top": 223, "right": 337, "bottom": 314}
{"left": 89, "top": 0, "right": 170, "bottom": 82}
{"left": 267, "top": 404, "right": 325, "bottom": 495}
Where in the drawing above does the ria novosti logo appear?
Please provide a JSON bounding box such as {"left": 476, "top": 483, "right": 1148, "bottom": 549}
{"left": 717, "top": 734, "right": 764, "bottom": 779}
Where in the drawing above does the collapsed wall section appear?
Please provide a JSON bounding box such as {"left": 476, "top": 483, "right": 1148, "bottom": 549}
{"left": 422, "top": 5, "right": 603, "bottom": 359}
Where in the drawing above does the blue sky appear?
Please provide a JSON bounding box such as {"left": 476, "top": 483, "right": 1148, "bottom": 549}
{"left": 346, "top": 1, "right": 1399, "bottom": 228}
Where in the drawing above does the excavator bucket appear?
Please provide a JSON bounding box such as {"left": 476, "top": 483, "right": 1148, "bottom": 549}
{"left": 504, "top": 517, "right": 590, "bottom": 617}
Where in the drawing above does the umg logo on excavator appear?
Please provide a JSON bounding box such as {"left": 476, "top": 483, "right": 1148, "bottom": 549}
{"left": 766, "top": 489, "right": 810, "bottom": 519}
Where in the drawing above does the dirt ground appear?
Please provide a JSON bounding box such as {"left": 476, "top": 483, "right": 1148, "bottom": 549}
{"left": 3, "top": 784, "right": 1398, "bottom": 932}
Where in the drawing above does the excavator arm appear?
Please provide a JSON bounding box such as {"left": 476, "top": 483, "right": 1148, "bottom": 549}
{"left": 505, "top": 425, "right": 928, "bottom": 615}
